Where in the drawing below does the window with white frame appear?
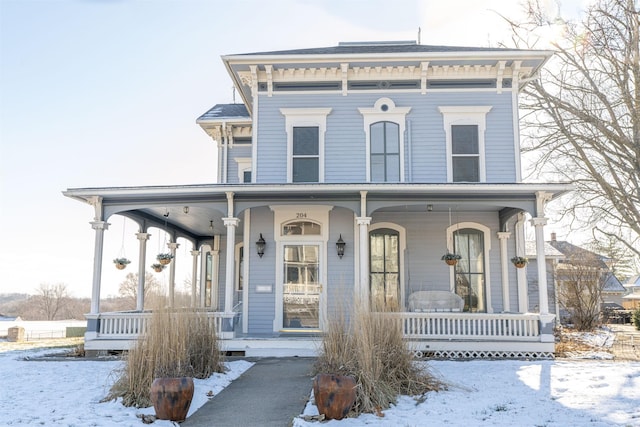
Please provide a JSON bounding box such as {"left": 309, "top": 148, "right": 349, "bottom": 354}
{"left": 235, "top": 158, "right": 252, "bottom": 183}
{"left": 438, "top": 106, "right": 492, "bottom": 183}
{"left": 280, "top": 108, "right": 332, "bottom": 183}
{"left": 370, "top": 121, "right": 400, "bottom": 182}
{"left": 359, "top": 98, "right": 411, "bottom": 183}
{"left": 292, "top": 127, "right": 319, "bottom": 182}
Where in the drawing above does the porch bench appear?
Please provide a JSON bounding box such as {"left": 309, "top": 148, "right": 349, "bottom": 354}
{"left": 408, "top": 291, "right": 464, "bottom": 312}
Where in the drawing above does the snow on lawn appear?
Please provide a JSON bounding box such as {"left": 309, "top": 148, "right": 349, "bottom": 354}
{"left": 296, "top": 360, "right": 640, "bottom": 427}
{"left": 0, "top": 347, "right": 252, "bottom": 426}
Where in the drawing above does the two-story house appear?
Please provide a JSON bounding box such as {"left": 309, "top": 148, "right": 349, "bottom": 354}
{"left": 64, "top": 41, "right": 571, "bottom": 358}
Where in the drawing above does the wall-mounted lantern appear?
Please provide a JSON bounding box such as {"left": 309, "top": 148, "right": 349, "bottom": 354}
{"left": 336, "top": 234, "right": 346, "bottom": 259}
{"left": 256, "top": 233, "right": 266, "bottom": 258}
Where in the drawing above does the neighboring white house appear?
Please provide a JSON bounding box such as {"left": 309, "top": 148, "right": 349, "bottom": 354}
{"left": 64, "top": 41, "right": 572, "bottom": 358}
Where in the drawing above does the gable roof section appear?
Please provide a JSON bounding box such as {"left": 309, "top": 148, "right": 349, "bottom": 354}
{"left": 197, "top": 104, "right": 249, "bottom": 122}
{"left": 602, "top": 273, "right": 626, "bottom": 293}
{"left": 548, "top": 240, "right": 611, "bottom": 269}
{"left": 236, "top": 42, "right": 518, "bottom": 56}
{"left": 525, "top": 241, "right": 564, "bottom": 259}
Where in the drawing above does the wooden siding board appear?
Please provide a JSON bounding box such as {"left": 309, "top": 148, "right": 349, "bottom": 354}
{"left": 247, "top": 207, "right": 276, "bottom": 334}
{"left": 256, "top": 91, "right": 516, "bottom": 184}
{"left": 327, "top": 208, "right": 356, "bottom": 317}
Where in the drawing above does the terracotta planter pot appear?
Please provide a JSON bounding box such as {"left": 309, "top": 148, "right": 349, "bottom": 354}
{"left": 514, "top": 262, "right": 527, "bottom": 269}
{"left": 152, "top": 266, "right": 164, "bottom": 273}
{"left": 115, "top": 263, "right": 126, "bottom": 270}
{"left": 158, "top": 258, "right": 171, "bottom": 265}
{"left": 445, "top": 259, "right": 458, "bottom": 266}
{"left": 313, "top": 374, "right": 356, "bottom": 420}
{"left": 150, "top": 377, "right": 194, "bottom": 422}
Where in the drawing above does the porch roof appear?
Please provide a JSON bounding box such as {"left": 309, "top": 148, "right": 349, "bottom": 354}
{"left": 64, "top": 182, "right": 572, "bottom": 245}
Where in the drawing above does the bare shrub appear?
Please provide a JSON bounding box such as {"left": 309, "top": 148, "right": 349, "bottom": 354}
{"left": 104, "top": 306, "right": 224, "bottom": 407}
{"left": 314, "top": 302, "right": 445, "bottom": 416}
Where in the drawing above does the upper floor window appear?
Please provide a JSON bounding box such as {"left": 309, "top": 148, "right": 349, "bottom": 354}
{"left": 438, "top": 106, "right": 492, "bottom": 183}
{"left": 280, "top": 108, "right": 332, "bottom": 183}
{"left": 370, "top": 121, "right": 400, "bottom": 182}
{"left": 452, "top": 125, "right": 479, "bottom": 182}
{"left": 292, "top": 127, "right": 319, "bottom": 182}
{"left": 359, "top": 98, "right": 411, "bottom": 183}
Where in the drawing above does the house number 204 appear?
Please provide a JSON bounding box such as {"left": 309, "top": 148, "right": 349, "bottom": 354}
{"left": 296, "top": 213, "right": 307, "bottom": 219}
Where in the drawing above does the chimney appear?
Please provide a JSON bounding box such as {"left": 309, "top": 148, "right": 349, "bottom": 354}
{"left": 550, "top": 232, "right": 557, "bottom": 241}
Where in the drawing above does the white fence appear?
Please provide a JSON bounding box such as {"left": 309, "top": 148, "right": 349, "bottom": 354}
{"left": 383, "top": 312, "right": 541, "bottom": 341}
{"left": 97, "top": 310, "right": 236, "bottom": 339}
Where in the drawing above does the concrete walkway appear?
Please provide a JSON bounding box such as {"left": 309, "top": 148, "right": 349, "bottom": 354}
{"left": 182, "top": 357, "right": 316, "bottom": 427}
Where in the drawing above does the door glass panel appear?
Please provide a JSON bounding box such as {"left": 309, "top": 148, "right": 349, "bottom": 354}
{"left": 454, "top": 228, "right": 486, "bottom": 312}
{"left": 283, "top": 245, "right": 320, "bottom": 329}
{"left": 369, "top": 229, "right": 400, "bottom": 311}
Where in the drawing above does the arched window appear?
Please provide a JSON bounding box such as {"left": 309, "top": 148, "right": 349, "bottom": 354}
{"left": 454, "top": 228, "right": 486, "bottom": 312}
{"left": 370, "top": 228, "right": 400, "bottom": 310}
{"left": 282, "top": 220, "right": 321, "bottom": 236}
{"left": 370, "top": 121, "right": 400, "bottom": 182}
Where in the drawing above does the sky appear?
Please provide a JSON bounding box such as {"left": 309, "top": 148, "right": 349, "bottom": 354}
{"left": 0, "top": 0, "right": 589, "bottom": 298}
{"left": 0, "top": 328, "right": 639, "bottom": 426}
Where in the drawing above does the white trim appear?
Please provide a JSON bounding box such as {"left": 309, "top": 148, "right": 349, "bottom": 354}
{"left": 446, "top": 222, "right": 493, "bottom": 313}
{"left": 242, "top": 210, "right": 250, "bottom": 334}
{"left": 369, "top": 222, "right": 407, "bottom": 309}
{"left": 359, "top": 98, "right": 411, "bottom": 183}
{"left": 438, "top": 106, "right": 492, "bottom": 183}
{"left": 270, "top": 205, "right": 332, "bottom": 332}
{"left": 251, "top": 87, "right": 259, "bottom": 183}
{"left": 280, "top": 108, "right": 332, "bottom": 183}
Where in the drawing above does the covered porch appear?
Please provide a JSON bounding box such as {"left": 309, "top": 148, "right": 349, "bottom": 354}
{"left": 64, "top": 183, "right": 570, "bottom": 358}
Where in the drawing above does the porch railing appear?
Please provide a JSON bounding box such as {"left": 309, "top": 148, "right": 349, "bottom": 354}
{"left": 383, "top": 312, "right": 541, "bottom": 341}
{"left": 97, "top": 310, "right": 237, "bottom": 340}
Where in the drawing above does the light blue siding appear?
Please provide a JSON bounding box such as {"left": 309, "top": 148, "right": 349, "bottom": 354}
{"left": 327, "top": 207, "right": 356, "bottom": 317}
{"left": 226, "top": 145, "right": 252, "bottom": 184}
{"left": 255, "top": 91, "right": 516, "bottom": 184}
{"left": 247, "top": 207, "right": 276, "bottom": 335}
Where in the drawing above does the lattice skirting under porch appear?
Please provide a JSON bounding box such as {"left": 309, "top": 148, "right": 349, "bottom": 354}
{"left": 412, "top": 349, "right": 555, "bottom": 360}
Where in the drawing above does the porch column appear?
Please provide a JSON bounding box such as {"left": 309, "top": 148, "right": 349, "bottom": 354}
{"left": 223, "top": 217, "right": 240, "bottom": 313}
{"left": 199, "top": 249, "right": 208, "bottom": 307}
{"left": 515, "top": 213, "right": 528, "bottom": 312}
{"left": 497, "top": 232, "right": 511, "bottom": 312}
{"left": 211, "top": 236, "right": 221, "bottom": 309}
{"left": 89, "top": 220, "right": 109, "bottom": 314}
{"left": 190, "top": 249, "right": 199, "bottom": 307}
{"left": 135, "top": 232, "right": 150, "bottom": 311}
{"left": 356, "top": 216, "right": 371, "bottom": 306}
{"left": 531, "top": 217, "right": 549, "bottom": 315}
{"left": 531, "top": 215, "right": 554, "bottom": 343}
{"left": 167, "top": 242, "right": 180, "bottom": 307}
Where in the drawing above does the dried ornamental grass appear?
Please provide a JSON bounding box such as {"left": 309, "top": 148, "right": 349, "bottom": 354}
{"left": 104, "top": 307, "right": 224, "bottom": 407}
{"left": 315, "top": 301, "right": 445, "bottom": 416}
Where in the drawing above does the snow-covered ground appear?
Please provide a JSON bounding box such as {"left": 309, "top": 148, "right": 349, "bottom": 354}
{"left": 0, "top": 327, "right": 638, "bottom": 427}
{"left": 0, "top": 347, "right": 253, "bottom": 426}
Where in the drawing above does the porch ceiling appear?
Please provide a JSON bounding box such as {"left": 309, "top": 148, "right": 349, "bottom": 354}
{"left": 63, "top": 182, "right": 572, "bottom": 243}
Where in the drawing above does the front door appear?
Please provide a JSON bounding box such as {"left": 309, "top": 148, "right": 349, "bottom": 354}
{"left": 282, "top": 244, "right": 321, "bottom": 330}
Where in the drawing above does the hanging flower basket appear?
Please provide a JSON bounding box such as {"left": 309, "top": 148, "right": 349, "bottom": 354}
{"left": 511, "top": 256, "right": 529, "bottom": 268}
{"left": 151, "top": 263, "right": 165, "bottom": 273}
{"left": 113, "top": 258, "right": 131, "bottom": 270}
{"left": 157, "top": 253, "right": 174, "bottom": 265}
{"left": 441, "top": 252, "right": 461, "bottom": 266}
